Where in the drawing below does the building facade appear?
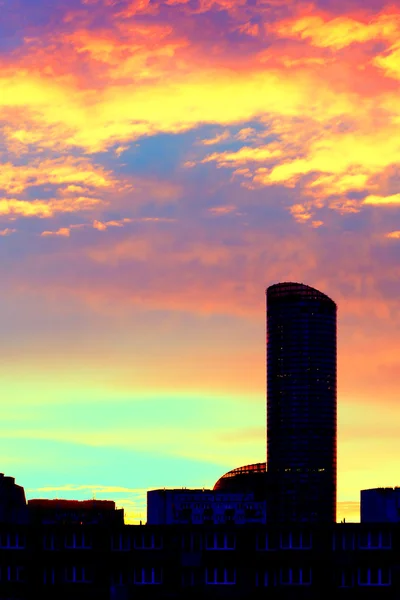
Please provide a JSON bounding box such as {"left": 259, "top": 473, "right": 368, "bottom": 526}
{"left": 0, "top": 521, "right": 397, "bottom": 599}
{"left": 147, "top": 489, "right": 266, "bottom": 525}
{"left": 266, "top": 282, "right": 337, "bottom": 522}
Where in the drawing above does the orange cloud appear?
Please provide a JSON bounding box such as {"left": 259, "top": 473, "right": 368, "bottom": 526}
{"left": 386, "top": 231, "right": 400, "bottom": 239}
{"left": 289, "top": 203, "right": 313, "bottom": 223}
{"left": 93, "top": 218, "right": 132, "bottom": 230}
{"left": 208, "top": 206, "right": 236, "bottom": 215}
{"left": 0, "top": 228, "right": 16, "bottom": 236}
{"left": 41, "top": 227, "right": 71, "bottom": 237}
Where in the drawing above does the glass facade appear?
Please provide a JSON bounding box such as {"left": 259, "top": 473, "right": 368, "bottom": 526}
{"left": 266, "top": 282, "right": 337, "bottom": 523}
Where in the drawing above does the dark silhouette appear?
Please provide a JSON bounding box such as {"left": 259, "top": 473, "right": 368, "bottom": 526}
{"left": 266, "top": 282, "right": 337, "bottom": 522}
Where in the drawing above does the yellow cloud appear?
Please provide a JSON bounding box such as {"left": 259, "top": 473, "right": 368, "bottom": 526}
{"left": 275, "top": 13, "right": 400, "bottom": 49}
{"left": 0, "top": 196, "right": 102, "bottom": 218}
{"left": 374, "top": 43, "right": 400, "bottom": 80}
{"left": 289, "top": 203, "right": 313, "bottom": 223}
{"left": 0, "top": 53, "right": 367, "bottom": 155}
{"left": 363, "top": 193, "right": 400, "bottom": 205}
{"left": 386, "top": 231, "right": 400, "bottom": 238}
{"left": 0, "top": 157, "right": 113, "bottom": 195}
{"left": 202, "top": 144, "right": 282, "bottom": 166}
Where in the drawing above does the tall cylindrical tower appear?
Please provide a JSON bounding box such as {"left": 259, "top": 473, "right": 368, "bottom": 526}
{"left": 266, "top": 282, "right": 337, "bottom": 522}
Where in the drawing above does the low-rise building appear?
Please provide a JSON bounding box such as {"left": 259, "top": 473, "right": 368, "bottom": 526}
{"left": 147, "top": 488, "right": 267, "bottom": 525}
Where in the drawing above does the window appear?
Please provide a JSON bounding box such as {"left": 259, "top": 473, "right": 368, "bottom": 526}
{"left": 205, "top": 533, "right": 235, "bottom": 550}
{"left": 65, "top": 532, "right": 92, "bottom": 549}
{"left": 255, "top": 570, "right": 271, "bottom": 586}
{"left": 280, "top": 568, "right": 311, "bottom": 586}
{"left": 134, "top": 567, "right": 162, "bottom": 585}
{"left": 43, "top": 534, "right": 55, "bottom": 550}
{"left": 182, "top": 569, "right": 195, "bottom": 587}
{"left": 206, "top": 567, "right": 236, "bottom": 585}
{"left": 358, "top": 531, "right": 391, "bottom": 549}
{"left": 336, "top": 568, "right": 354, "bottom": 588}
{"left": 2, "top": 566, "right": 25, "bottom": 582}
{"left": 134, "top": 533, "right": 162, "bottom": 550}
{"left": 65, "top": 566, "right": 92, "bottom": 583}
{"left": 334, "top": 530, "right": 355, "bottom": 550}
{"left": 111, "top": 570, "right": 131, "bottom": 586}
{"left": 111, "top": 532, "right": 131, "bottom": 551}
{"left": 0, "top": 533, "right": 25, "bottom": 549}
{"left": 358, "top": 568, "right": 391, "bottom": 586}
{"left": 43, "top": 568, "right": 55, "bottom": 585}
{"left": 182, "top": 533, "right": 202, "bottom": 552}
{"left": 280, "top": 531, "right": 312, "bottom": 549}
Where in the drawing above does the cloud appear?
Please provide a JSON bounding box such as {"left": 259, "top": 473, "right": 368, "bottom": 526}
{"left": 200, "top": 131, "right": 230, "bottom": 146}
{"left": 363, "top": 193, "right": 400, "bottom": 205}
{"left": 273, "top": 12, "right": 400, "bottom": 50}
{"left": 208, "top": 206, "right": 236, "bottom": 215}
{"left": 30, "top": 483, "right": 146, "bottom": 494}
{"left": 0, "top": 196, "right": 103, "bottom": 218}
{"left": 41, "top": 227, "right": 71, "bottom": 237}
{"left": 0, "top": 157, "right": 114, "bottom": 195}
{"left": 374, "top": 42, "right": 400, "bottom": 80}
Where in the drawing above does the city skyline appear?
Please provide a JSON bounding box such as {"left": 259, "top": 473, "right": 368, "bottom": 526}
{"left": 0, "top": 0, "right": 400, "bottom": 523}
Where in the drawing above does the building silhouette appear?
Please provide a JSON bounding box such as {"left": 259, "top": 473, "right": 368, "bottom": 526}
{"left": 147, "top": 488, "right": 266, "bottom": 525}
{"left": 361, "top": 488, "right": 400, "bottom": 523}
{"left": 266, "top": 282, "right": 337, "bottom": 522}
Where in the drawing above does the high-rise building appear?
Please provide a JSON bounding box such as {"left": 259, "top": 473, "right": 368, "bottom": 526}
{"left": 266, "top": 282, "right": 337, "bottom": 522}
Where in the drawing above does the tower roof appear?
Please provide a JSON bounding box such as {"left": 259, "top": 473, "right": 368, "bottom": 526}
{"left": 266, "top": 282, "right": 336, "bottom": 308}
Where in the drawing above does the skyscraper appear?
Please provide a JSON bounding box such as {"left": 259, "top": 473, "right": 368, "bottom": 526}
{"left": 266, "top": 282, "right": 337, "bottom": 522}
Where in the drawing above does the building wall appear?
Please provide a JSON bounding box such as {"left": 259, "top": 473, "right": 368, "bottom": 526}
{"left": 361, "top": 488, "right": 400, "bottom": 522}
{"left": 0, "top": 522, "right": 398, "bottom": 599}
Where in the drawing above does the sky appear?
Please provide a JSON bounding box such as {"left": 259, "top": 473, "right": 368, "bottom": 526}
{"left": 0, "top": 0, "right": 400, "bottom": 523}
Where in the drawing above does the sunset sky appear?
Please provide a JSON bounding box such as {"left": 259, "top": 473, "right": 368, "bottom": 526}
{"left": 1, "top": 0, "right": 400, "bottom": 523}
